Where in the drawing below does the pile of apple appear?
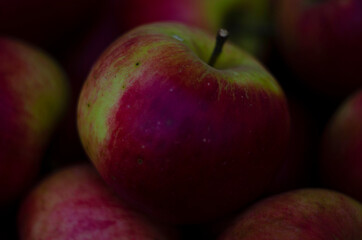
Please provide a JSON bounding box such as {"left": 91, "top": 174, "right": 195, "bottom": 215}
{"left": 1, "top": 0, "right": 362, "bottom": 239}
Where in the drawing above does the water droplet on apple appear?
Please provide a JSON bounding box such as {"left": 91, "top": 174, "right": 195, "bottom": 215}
{"left": 172, "top": 35, "right": 184, "bottom": 42}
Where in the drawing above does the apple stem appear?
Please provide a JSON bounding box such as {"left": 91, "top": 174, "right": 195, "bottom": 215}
{"left": 208, "top": 28, "right": 229, "bottom": 67}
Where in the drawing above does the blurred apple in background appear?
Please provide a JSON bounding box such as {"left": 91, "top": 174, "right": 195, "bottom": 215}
{"left": 0, "top": 37, "right": 69, "bottom": 206}
{"left": 276, "top": 0, "right": 362, "bottom": 97}
{"left": 77, "top": 22, "right": 290, "bottom": 224}
{"left": 115, "top": 0, "right": 274, "bottom": 59}
{"left": 320, "top": 89, "right": 362, "bottom": 202}
{"left": 218, "top": 189, "right": 362, "bottom": 239}
{"left": 0, "top": 0, "right": 106, "bottom": 51}
{"left": 18, "top": 164, "right": 179, "bottom": 240}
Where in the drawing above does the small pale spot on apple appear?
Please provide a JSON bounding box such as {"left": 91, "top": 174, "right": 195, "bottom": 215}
{"left": 172, "top": 35, "right": 184, "bottom": 42}
{"left": 141, "top": 145, "right": 145, "bottom": 149}
{"left": 126, "top": 105, "right": 131, "bottom": 109}
{"left": 169, "top": 88, "right": 174, "bottom": 92}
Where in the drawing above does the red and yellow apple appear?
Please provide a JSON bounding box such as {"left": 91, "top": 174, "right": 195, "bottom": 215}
{"left": 77, "top": 22, "right": 290, "bottom": 224}
{"left": 0, "top": 37, "right": 69, "bottom": 205}
{"left": 320, "top": 89, "right": 362, "bottom": 202}
{"left": 18, "top": 164, "right": 178, "bottom": 239}
{"left": 218, "top": 189, "right": 362, "bottom": 239}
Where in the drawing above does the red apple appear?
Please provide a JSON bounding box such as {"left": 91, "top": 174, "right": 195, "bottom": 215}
{"left": 218, "top": 189, "right": 362, "bottom": 239}
{"left": 0, "top": 37, "right": 69, "bottom": 205}
{"left": 276, "top": 0, "right": 362, "bottom": 97}
{"left": 320, "top": 89, "right": 362, "bottom": 202}
{"left": 77, "top": 22, "right": 290, "bottom": 224}
{"left": 18, "top": 164, "right": 178, "bottom": 240}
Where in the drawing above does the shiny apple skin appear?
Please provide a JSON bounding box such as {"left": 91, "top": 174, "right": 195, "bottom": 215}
{"left": 78, "top": 22, "right": 290, "bottom": 224}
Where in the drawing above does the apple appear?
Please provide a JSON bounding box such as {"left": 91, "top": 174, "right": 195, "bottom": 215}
{"left": 276, "top": 0, "right": 362, "bottom": 97}
{"left": 218, "top": 188, "right": 362, "bottom": 239}
{"left": 18, "top": 164, "right": 179, "bottom": 240}
{"left": 77, "top": 22, "right": 290, "bottom": 224}
{"left": 115, "top": 0, "right": 274, "bottom": 58}
{"left": 0, "top": 37, "right": 69, "bottom": 205}
{"left": 320, "top": 89, "right": 362, "bottom": 202}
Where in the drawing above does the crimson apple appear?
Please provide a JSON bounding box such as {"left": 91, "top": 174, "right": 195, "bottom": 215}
{"left": 77, "top": 22, "right": 290, "bottom": 223}
{"left": 218, "top": 189, "right": 362, "bottom": 239}
{"left": 18, "top": 164, "right": 178, "bottom": 240}
{"left": 0, "top": 37, "right": 69, "bottom": 205}
{"left": 276, "top": 0, "right": 362, "bottom": 97}
{"left": 320, "top": 89, "right": 362, "bottom": 202}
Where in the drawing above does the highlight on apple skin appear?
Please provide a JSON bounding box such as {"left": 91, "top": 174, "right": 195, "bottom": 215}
{"left": 77, "top": 22, "right": 290, "bottom": 224}
{"left": 18, "top": 164, "right": 179, "bottom": 240}
{"left": 218, "top": 188, "right": 362, "bottom": 240}
{"left": 0, "top": 37, "right": 69, "bottom": 206}
{"left": 320, "top": 89, "right": 362, "bottom": 202}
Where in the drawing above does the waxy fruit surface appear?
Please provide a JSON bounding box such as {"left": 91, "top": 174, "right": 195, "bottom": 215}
{"left": 78, "top": 22, "right": 290, "bottom": 223}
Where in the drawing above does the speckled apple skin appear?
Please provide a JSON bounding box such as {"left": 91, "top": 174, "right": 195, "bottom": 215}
{"left": 18, "top": 164, "right": 178, "bottom": 240}
{"left": 0, "top": 38, "right": 68, "bottom": 205}
{"left": 218, "top": 189, "right": 362, "bottom": 240}
{"left": 320, "top": 90, "right": 362, "bottom": 202}
{"left": 277, "top": 0, "right": 362, "bottom": 97}
{"left": 77, "top": 23, "right": 290, "bottom": 224}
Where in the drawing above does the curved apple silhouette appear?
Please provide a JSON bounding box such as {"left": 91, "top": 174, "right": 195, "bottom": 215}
{"left": 0, "top": 37, "right": 69, "bottom": 205}
{"left": 320, "top": 89, "right": 362, "bottom": 202}
{"left": 276, "top": 0, "right": 362, "bottom": 97}
{"left": 18, "top": 164, "right": 178, "bottom": 240}
{"left": 218, "top": 189, "right": 362, "bottom": 239}
{"left": 77, "top": 22, "right": 290, "bottom": 224}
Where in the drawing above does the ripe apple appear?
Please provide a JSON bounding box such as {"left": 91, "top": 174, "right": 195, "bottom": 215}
{"left": 320, "top": 89, "right": 362, "bottom": 202}
{"left": 0, "top": 37, "right": 69, "bottom": 205}
{"left": 77, "top": 22, "right": 290, "bottom": 224}
{"left": 218, "top": 188, "right": 362, "bottom": 239}
{"left": 275, "top": 0, "right": 362, "bottom": 97}
{"left": 18, "top": 164, "right": 179, "bottom": 240}
{"left": 115, "top": 0, "right": 274, "bottom": 58}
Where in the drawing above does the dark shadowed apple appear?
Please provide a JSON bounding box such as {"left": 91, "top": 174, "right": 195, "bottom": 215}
{"left": 218, "top": 189, "right": 362, "bottom": 239}
{"left": 276, "top": 0, "right": 362, "bottom": 97}
{"left": 18, "top": 164, "right": 179, "bottom": 240}
{"left": 320, "top": 89, "right": 362, "bottom": 202}
{"left": 0, "top": 37, "right": 69, "bottom": 206}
